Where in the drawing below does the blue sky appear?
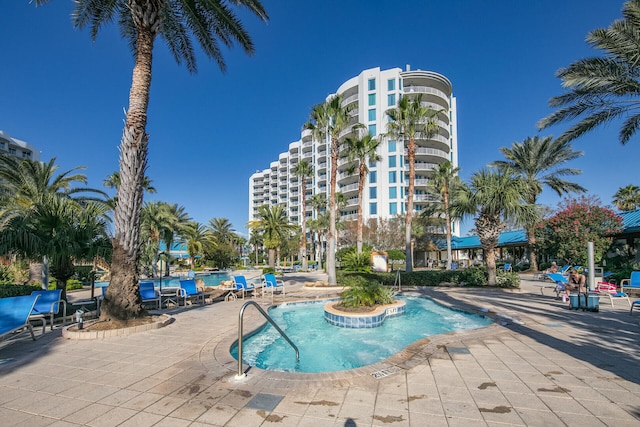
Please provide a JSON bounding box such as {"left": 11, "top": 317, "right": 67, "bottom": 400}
{"left": 2, "top": 1, "right": 637, "bottom": 237}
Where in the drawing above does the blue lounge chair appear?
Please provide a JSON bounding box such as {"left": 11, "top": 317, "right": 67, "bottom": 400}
{"left": 30, "top": 289, "right": 68, "bottom": 332}
{"left": 139, "top": 282, "right": 160, "bottom": 309}
{"left": 595, "top": 281, "right": 631, "bottom": 308}
{"left": 178, "top": 279, "right": 205, "bottom": 305}
{"left": 1, "top": 294, "right": 40, "bottom": 341}
{"left": 502, "top": 263, "right": 512, "bottom": 272}
{"left": 621, "top": 271, "right": 640, "bottom": 296}
{"left": 262, "top": 273, "right": 285, "bottom": 299}
{"left": 545, "top": 273, "right": 568, "bottom": 299}
{"left": 232, "top": 275, "right": 256, "bottom": 299}
{"left": 631, "top": 300, "right": 640, "bottom": 315}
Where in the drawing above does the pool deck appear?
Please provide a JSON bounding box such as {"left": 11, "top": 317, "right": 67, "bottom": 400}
{"left": 1, "top": 272, "right": 639, "bottom": 426}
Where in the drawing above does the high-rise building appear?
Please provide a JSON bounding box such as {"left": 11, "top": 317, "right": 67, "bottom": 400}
{"left": 0, "top": 130, "right": 39, "bottom": 161}
{"left": 249, "top": 65, "right": 458, "bottom": 239}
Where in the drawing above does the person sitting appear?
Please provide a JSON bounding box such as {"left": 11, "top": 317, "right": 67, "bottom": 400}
{"left": 547, "top": 262, "right": 558, "bottom": 274}
{"left": 564, "top": 268, "right": 587, "bottom": 304}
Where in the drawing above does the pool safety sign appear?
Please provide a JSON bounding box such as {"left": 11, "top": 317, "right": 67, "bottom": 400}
{"left": 371, "top": 251, "right": 388, "bottom": 272}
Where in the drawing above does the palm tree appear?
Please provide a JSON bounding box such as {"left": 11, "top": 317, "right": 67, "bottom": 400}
{"left": 450, "top": 168, "right": 536, "bottom": 286}
{"left": 386, "top": 94, "right": 443, "bottom": 272}
{"left": 305, "top": 95, "right": 360, "bottom": 285}
{"left": 104, "top": 171, "right": 156, "bottom": 194}
{"left": 0, "top": 156, "right": 111, "bottom": 296}
{"left": 308, "top": 193, "right": 327, "bottom": 265}
{"left": 613, "top": 184, "right": 640, "bottom": 211}
{"left": 34, "top": 0, "right": 268, "bottom": 320}
{"left": 159, "top": 203, "right": 191, "bottom": 276}
{"left": 208, "top": 217, "right": 236, "bottom": 244}
{"left": 430, "top": 161, "right": 461, "bottom": 270}
{"left": 247, "top": 204, "right": 296, "bottom": 268}
{"left": 490, "top": 136, "right": 586, "bottom": 271}
{"left": 292, "top": 160, "right": 313, "bottom": 270}
{"left": 538, "top": 0, "right": 640, "bottom": 145}
{"left": 343, "top": 133, "right": 381, "bottom": 253}
{"left": 182, "top": 222, "right": 209, "bottom": 268}
{"left": 248, "top": 229, "right": 264, "bottom": 265}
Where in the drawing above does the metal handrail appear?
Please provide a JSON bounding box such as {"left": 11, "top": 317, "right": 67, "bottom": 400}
{"left": 394, "top": 270, "right": 402, "bottom": 293}
{"left": 236, "top": 300, "right": 299, "bottom": 378}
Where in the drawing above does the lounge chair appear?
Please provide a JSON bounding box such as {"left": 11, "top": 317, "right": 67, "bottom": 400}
{"left": 1, "top": 294, "right": 41, "bottom": 341}
{"left": 139, "top": 282, "right": 160, "bottom": 309}
{"left": 621, "top": 271, "right": 640, "bottom": 296}
{"left": 595, "top": 281, "right": 631, "bottom": 308}
{"left": 502, "top": 263, "right": 512, "bottom": 272}
{"left": 178, "top": 279, "right": 205, "bottom": 305}
{"left": 537, "top": 273, "right": 567, "bottom": 298}
{"left": 262, "top": 273, "right": 285, "bottom": 299}
{"left": 631, "top": 299, "right": 640, "bottom": 315}
{"left": 30, "top": 289, "right": 68, "bottom": 332}
{"left": 231, "top": 275, "right": 256, "bottom": 299}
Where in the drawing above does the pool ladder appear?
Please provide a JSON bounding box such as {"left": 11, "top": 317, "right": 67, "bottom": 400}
{"left": 235, "top": 300, "right": 299, "bottom": 379}
{"left": 393, "top": 270, "right": 402, "bottom": 293}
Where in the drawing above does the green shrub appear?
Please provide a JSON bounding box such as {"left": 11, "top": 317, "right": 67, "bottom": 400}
{"left": 0, "top": 283, "right": 42, "bottom": 298}
{"left": 66, "top": 279, "right": 84, "bottom": 291}
{"left": 340, "top": 281, "right": 394, "bottom": 308}
{"left": 262, "top": 267, "right": 275, "bottom": 275}
{"left": 496, "top": 271, "right": 520, "bottom": 288}
{"left": 458, "top": 266, "right": 487, "bottom": 286}
{"left": 342, "top": 251, "right": 372, "bottom": 272}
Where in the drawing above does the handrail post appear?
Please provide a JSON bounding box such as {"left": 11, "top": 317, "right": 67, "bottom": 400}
{"left": 236, "top": 300, "right": 299, "bottom": 379}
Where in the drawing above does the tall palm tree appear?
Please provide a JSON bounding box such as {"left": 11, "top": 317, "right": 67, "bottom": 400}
{"left": 386, "top": 94, "right": 443, "bottom": 272}
{"left": 451, "top": 168, "right": 536, "bottom": 286}
{"left": 34, "top": 0, "right": 268, "bottom": 320}
{"left": 538, "top": 0, "right": 640, "bottom": 145}
{"left": 305, "top": 95, "right": 360, "bottom": 285}
{"left": 308, "top": 193, "right": 327, "bottom": 265}
{"left": 343, "top": 133, "right": 381, "bottom": 253}
{"left": 292, "top": 160, "right": 313, "bottom": 270}
{"left": 104, "top": 171, "right": 157, "bottom": 194}
{"left": 613, "top": 184, "right": 640, "bottom": 211}
{"left": 490, "top": 136, "right": 586, "bottom": 271}
{"left": 430, "top": 161, "right": 460, "bottom": 270}
{"left": 247, "top": 204, "right": 296, "bottom": 268}
{"left": 248, "top": 229, "right": 264, "bottom": 265}
{"left": 208, "top": 218, "right": 236, "bottom": 244}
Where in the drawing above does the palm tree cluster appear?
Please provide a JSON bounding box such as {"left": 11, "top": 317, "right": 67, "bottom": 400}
{"left": 613, "top": 184, "right": 640, "bottom": 211}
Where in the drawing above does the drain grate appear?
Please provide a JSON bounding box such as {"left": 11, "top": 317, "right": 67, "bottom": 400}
{"left": 370, "top": 366, "right": 402, "bottom": 379}
{"left": 245, "top": 393, "right": 284, "bottom": 411}
{"left": 447, "top": 346, "right": 470, "bottom": 354}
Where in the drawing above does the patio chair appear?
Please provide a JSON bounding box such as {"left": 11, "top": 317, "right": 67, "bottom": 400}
{"left": 231, "top": 275, "right": 256, "bottom": 300}
{"left": 262, "top": 273, "right": 285, "bottom": 299}
{"left": 545, "top": 273, "right": 568, "bottom": 299}
{"left": 178, "top": 279, "right": 205, "bottom": 305}
{"left": 631, "top": 299, "right": 640, "bottom": 315}
{"left": 621, "top": 271, "right": 640, "bottom": 296}
{"left": 502, "top": 263, "right": 512, "bottom": 272}
{"left": 1, "top": 294, "right": 41, "bottom": 341}
{"left": 139, "top": 282, "right": 160, "bottom": 309}
{"left": 30, "top": 289, "right": 68, "bottom": 332}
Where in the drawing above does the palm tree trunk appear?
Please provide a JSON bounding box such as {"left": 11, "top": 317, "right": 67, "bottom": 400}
{"left": 444, "top": 190, "right": 452, "bottom": 270}
{"left": 327, "top": 137, "right": 338, "bottom": 285}
{"left": 300, "top": 183, "right": 308, "bottom": 270}
{"left": 405, "top": 139, "right": 416, "bottom": 272}
{"left": 102, "top": 27, "right": 155, "bottom": 321}
{"left": 527, "top": 225, "right": 538, "bottom": 272}
{"left": 356, "top": 163, "right": 366, "bottom": 254}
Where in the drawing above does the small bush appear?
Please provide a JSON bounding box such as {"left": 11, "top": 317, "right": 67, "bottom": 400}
{"left": 0, "top": 283, "right": 43, "bottom": 298}
{"left": 340, "top": 281, "right": 394, "bottom": 308}
{"left": 262, "top": 267, "right": 275, "bottom": 275}
{"left": 342, "top": 251, "right": 372, "bottom": 272}
{"left": 496, "top": 271, "right": 520, "bottom": 288}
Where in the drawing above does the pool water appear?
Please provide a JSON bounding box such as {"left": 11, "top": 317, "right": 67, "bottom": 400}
{"left": 95, "top": 272, "right": 230, "bottom": 289}
{"left": 231, "top": 295, "right": 493, "bottom": 373}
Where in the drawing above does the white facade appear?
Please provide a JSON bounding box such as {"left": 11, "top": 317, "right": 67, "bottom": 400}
{"left": 0, "top": 130, "right": 39, "bottom": 161}
{"left": 249, "top": 65, "right": 459, "bottom": 236}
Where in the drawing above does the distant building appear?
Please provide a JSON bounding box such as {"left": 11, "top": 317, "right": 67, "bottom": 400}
{"left": 249, "top": 65, "right": 459, "bottom": 244}
{"left": 0, "top": 130, "right": 39, "bottom": 161}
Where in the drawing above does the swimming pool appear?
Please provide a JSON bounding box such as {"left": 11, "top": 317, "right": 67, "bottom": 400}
{"left": 231, "top": 295, "right": 493, "bottom": 373}
{"left": 95, "top": 272, "right": 230, "bottom": 289}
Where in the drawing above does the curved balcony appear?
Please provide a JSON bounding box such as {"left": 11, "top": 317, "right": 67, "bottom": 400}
{"left": 343, "top": 93, "right": 358, "bottom": 107}
{"left": 407, "top": 147, "right": 450, "bottom": 163}
{"left": 301, "top": 128, "right": 313, "bottom": 142}
{"left": 339, "top": 182, "right": 359, "bottom": 195}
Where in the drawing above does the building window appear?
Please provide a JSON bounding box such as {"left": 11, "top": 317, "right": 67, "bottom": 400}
{"left": 369, "top": 158, "right": 377, "bottom": 168}
{"left": 389, "top": 202, "right": 397, "bottom": 215}
{"left": 368, "top": 93, "right": 376, "bottom": 106}
{"left": 368, "top": 78, "right": 376, "bottom": 91}
{"left": 388, "top": 78, "right": 395, "bottom": 91}
{"left": 389, "top": 171, "right": 397, "bottom": 183}
{"left": 369, "top": 171, "right": 377, "bottom": 183}
{"left": 368, "top": 124, "right": 376, "bottom": 136}
{"left": 369, "top": 202, "right": 377, "bottom": 215}
{"left": 368, "top": 108, "right": 376, "bottom": 121}
{"left": 387, "top": 93, "right": 396, "bottom": 106}
{"left": 388, "top": 140, "right": 396, "bottom": 152}
{"left": 370, "top": 187, "right": 377, "bottom": 199}
{"left": 389, "top": 187, "right": 397, "bottom": 199}
{"left": 9, "top": 148, "right": 16, "bottom": 155}
{"left": 388, "top": 156, "right": 396, "bottom": 168}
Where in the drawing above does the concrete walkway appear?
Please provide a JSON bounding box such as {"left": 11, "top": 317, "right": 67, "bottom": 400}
{"left": 0, "top": 272, "right": 639, "bottom": 426}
